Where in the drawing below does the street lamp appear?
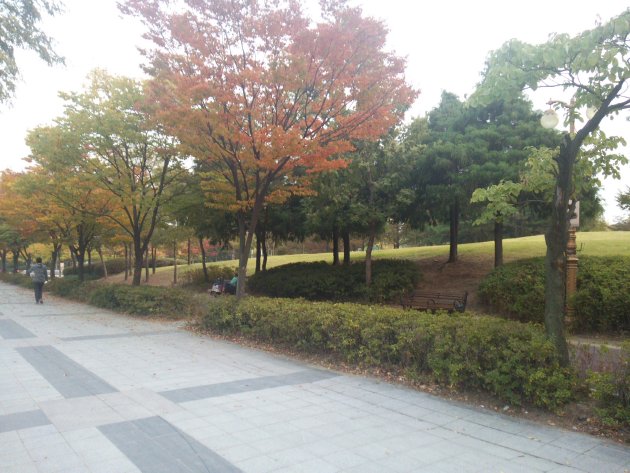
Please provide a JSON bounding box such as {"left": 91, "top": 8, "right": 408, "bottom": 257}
{"left": 540, "top": 99, "right": 584, "bottom": 323}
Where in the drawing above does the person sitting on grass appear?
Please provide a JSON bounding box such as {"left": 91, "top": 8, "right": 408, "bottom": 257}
{"left": 226, "top": 273, "right": 238, "bottom": 294}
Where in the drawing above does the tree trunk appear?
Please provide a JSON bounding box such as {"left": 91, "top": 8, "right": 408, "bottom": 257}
{"left": 261, "top": 232, "right": 268, "bottom": 271}
{"left": 365, "top": 222, "right": 377, "bottom": 286}
{"left": 255, "top": 231, "right": 262, "bottom": 274}
{"left": 12, "top": 250, "right": 19, "bottom": 273}
{"left": 50, "top": 244, "right": 61, "bottom": 279}
{"left": 187, "top": 238, "right": 191, "bottom": 265}
{"left": 124, "top": 243, "right": 129, "bottom": 281}
{"left": 131, "top": 239, "right": 143, "bottom": 286}
{"left": 152, "top": 247, "right": 156, "bottom": 274}
{"left": 145, "top": 246, "right": 149, "bottom": 282}
{"left": 494, "top": 220, "right": 503, "bottom": 268}
{"left": 173, "top": 240, "right": 177, "bottom": 285}
{"left": 1, "top": 249, "right": 7, "bottom": 272}
{"left": 97, "top": 246, "right": 108, "bottom": 279}
{"left": 87, "top": 248, "right": 92, "bottom": 274}
{"left": 342, "top": 230, "right": 351, "bottom": 266}
{"left": 394, "top": 222, "right": 401, "bottom": 249}
{"left": 198, "top": 237, "right": 209, "bottom": 283}
{"left": 332, "top": 225, "right": 340, "bottom": 266}
{"left": 544, "top": 140, "right": 573, "bottom": 366}
{"left": 448, "top": 200, "right": 459, "bottom": 263}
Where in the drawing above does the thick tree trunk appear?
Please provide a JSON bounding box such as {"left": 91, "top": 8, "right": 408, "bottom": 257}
{"left": 50, "top": 244, "right": 61, "bottom": 279}
{"left": 12, "top": 250, "right": 19, "bottom": 273}
{"left": 494, "top": 221, "right": 503, "bottom": 268}
{"left": 198, "top": 237, "right": 209, "bottom": 283}
{"left": 332, "top": 225, "right": 340, "bottom": 266}
{"left": 342, "top": 230, "right": 351, "bottom": 266}
{"left": 132, "top": 239, "right": 143, "bottom": 286}
{"left": 448, "top": 200, "right": 459, "bottom": 263}
{"left": 97, "top": 246, "right": 108, "bottom": 279}
{"left": 544, "top": 141, "right": 573, "bottom": 366}
{"left": 365, "top": 222, "right": 377, "bottom": 286}
{"left": 187, "top": 238, "right": 191, "bottom": 265}
{"left": 1, "top": 249, "right": 7, "bottom": 272}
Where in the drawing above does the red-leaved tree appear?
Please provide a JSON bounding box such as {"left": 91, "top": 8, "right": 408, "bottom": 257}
{"left": 122, "top": 0, "right": 417, "bottom": 296}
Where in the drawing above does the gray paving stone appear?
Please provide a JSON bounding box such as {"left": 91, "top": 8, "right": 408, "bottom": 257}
{"left": 0, "top": 409, "right": 50, "bottom": 433}
{"left": 159, "top": 369, "right": 338, "bottom": 403}
{"left": 99, "top": 416, "right": 242, "bottom": 472}
{"left": 15, "top": 345, "right": 117, "bottom": 398}
{"left": 0, "top": 319, "right": 36, "bottom": 339}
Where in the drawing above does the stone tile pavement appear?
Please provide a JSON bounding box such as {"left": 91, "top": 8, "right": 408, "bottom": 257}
{"left": 1, "top": 281, "right": 629, "bottom": 473}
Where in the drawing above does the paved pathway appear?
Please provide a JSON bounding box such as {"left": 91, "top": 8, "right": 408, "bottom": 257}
{"left": 1, "top": 281, "right": 629, "bottom": 473}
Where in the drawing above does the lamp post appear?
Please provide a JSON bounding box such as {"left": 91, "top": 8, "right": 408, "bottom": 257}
{"left": 540, "top": 99, "right": 591, "bottom": 323}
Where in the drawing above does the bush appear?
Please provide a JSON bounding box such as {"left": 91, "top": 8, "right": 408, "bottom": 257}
{"left": 0, "top": 271, "right": 33, "bottom": 288}
{"left": 196, "top": 297, "right": 575, "bottom": 409}
{"left": 478, "top": 256, "right": 630, "bottom": 332}
{"left": 181, "top": 266, "right": 235, "bottom": 288}
{"left": 588, "top": 342, "right": 630, "bottom": 427}
{"left": 247, "top": 259, "right": 419, "bottom": 303}
{"left": 87, "top": 284, "right": 194, "bottom": 318}
{"left": 46, "top": 276, "right": 92, "bottom": 301}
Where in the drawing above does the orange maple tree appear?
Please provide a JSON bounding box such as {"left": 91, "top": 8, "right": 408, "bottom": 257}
{"left": 122, "top": 0, "right": 417, "bottom": 295}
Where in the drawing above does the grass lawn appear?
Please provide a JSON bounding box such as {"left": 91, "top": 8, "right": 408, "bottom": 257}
{"left": 133, "top": 231, "right": 629, "bottom": 282}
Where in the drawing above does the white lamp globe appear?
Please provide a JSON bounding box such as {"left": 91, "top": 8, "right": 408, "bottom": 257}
{"left": 540, "top": 109, "right": 559, "bottom": 129}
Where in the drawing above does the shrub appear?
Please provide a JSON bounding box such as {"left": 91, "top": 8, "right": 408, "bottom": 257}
{"left": 196, "top": 297, "right": 575, "bottom": 409}
{"left": 87, "top": 284, "right": 193, "bottom": 318}
{"left": 47, "top": 276, "right": 92, "bottom": 301}
{"left": 247, "top": 259, "right": 419, "bottom": 303}
{"left": 588, "top": 342, "right": 630, "bottom": 427}
{"left": 478, "top": 256, "right": 630, "bottom": 332}
{"left": 181, "top": 266, "right": 235, "bottom": 288}
{"left": 0, "top": 271, "right": 33, "bottom": 288}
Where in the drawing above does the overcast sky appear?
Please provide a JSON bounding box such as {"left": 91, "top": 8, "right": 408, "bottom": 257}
{"left": 1, "top": 0, "right": 628, "bottom": 222}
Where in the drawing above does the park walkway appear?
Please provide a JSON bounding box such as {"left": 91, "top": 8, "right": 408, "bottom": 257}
{"left": 1, "top": 282, "right": 629, "bottom": 473}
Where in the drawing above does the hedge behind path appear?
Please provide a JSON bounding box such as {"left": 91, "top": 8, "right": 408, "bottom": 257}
{"left": 196, "top": 297, "right": 575, "bottom": 409}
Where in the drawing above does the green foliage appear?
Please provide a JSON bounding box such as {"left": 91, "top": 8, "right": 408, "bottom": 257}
{"left": 181, "top": 266, "right": 235, "bottom": 287}
{"left": 247, "top": 259, "right": 419, "bottom": 303}
{"left": 478, "top": 257, "right": 546, "bottom": 323}
{"left": 62, "top": 258, "right": 188, "bottom": 278}
{"left": 196, "top": 297, "right": 575, "bottom": 409}
{"left": 0, "top": 271, "right": 33, "bottom": 288}
{"left": 47, "top": 276, "right": 92, "bottom": 300}
{"left": 479, "top": 256, "right": 630, "bottom": 332}
{"left": 588, "top": 342, "right": 630, "bottom": 427}
{"left": 87, "top": 285, "right": 192, "bottom": 318}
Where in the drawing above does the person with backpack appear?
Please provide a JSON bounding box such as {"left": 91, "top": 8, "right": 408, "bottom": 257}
{"left": 27, "top": 257, "right": 48, "bottom": 304}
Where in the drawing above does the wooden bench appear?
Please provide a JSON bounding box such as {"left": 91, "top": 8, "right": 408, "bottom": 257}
{"left": 401, "top": 290, "right": 468, "bottom": 313}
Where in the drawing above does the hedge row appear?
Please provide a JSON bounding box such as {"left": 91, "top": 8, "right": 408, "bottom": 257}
{"left": 196, "top": 297, "right": 575, "bottom": 409}
{"left": 478, "top": 256, "right": 630, "bottom": 332}
{"left": 247, "top": 259, "right": 419, "bottom": 303}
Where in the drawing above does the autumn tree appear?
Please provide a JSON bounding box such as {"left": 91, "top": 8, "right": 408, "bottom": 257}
{"left": 122, "top": 0, "right": 416, "bottom": 296}
{"left": 0, "top": 0, "right": 64, "bottom": 103}
{"left": 472, "top": 10, "right": 630, "bottom": 364}
{"left": 56, "top": 71, "right": 185, "bottom": 285}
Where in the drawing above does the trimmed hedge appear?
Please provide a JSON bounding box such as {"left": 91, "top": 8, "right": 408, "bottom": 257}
{"left": 0, "top": 271, "right": 33, "bottom": 288}
{"left": 196, "top": 297, "right": 575, "bottom": 409}
{"left": 478, "top": 256, "right": 630, "bottom": 333}
{"left": 247, "top": 259, "right": 419, "bottom": 303}
{"left": 87, "top": 285, "right": 193, "bottom": 317}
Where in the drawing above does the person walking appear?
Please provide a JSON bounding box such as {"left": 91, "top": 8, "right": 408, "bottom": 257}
{"left": 28, "top": 257, "right": 48, "bottom": 304}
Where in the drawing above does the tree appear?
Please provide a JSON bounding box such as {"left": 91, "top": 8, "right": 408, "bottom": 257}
{"left": 122, "top": 0, "right": 416, "bottom": 297}
{"left": 472, "top": 10, "right": 630, "bottom": 364}
{"left": 0, "top": 0, "right": 64, "bottom": 103}
{"left": 57, "top": 71, "right": 185, "bottom": 285}
{"left": 618, "top": 187, "right": 630, "bottom": 213}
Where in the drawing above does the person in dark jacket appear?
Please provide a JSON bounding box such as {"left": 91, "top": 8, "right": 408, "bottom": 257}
{"left": 28, "top": 257, "right": 48, "bottom": 304}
